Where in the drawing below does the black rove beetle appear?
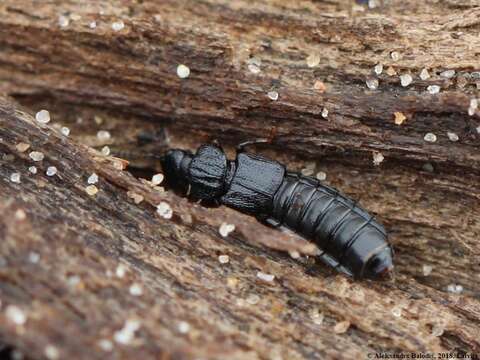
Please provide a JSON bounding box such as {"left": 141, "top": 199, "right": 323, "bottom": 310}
{"left": 160, "top": 142, "right": 394, "bottom": 280}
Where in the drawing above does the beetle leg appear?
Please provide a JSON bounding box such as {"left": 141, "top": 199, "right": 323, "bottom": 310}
{"left": 317, "top": 251, "right": 353, "bottom": 277}
{"left": 258, "top": 216, "right": 282, "bottom": 228}
{"left": 208, "top": 139, "right": 227, "bottom": 153}
{"left": 198, "top": 198, "right": 222, "bottom": 207}
{"left": 236, "top": 127, "right": 277, "bottom": 153}
{"left": 210, "top": 198, "right": 222, "bottom": 207}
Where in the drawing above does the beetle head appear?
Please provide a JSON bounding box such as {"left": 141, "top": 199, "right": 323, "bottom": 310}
{"left": 160, "top": 149, "right": 193, "bottom": 195}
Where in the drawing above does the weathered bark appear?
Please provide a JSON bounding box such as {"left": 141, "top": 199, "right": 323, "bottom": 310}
{"left": 0, "top": 0, "right": 479, "bottom": 359}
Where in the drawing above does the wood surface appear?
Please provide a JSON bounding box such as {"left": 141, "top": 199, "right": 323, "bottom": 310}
{"left": 0, "top": 0, "right": 479, "bottom": 359}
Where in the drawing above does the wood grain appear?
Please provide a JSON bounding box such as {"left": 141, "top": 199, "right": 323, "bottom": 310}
{"left": 0, "top": 0, "right": 479, "bottom": 358}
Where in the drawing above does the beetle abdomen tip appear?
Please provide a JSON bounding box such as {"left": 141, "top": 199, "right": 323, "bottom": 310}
{"left": 363, "top": 246, "right": 394, "bottom": 280}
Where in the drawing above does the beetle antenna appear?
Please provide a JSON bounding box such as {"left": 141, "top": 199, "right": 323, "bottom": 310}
{"left": 236, "top": 138, "right": 270, "bottom": 153}
{"left": 105, "top": 149, "right": 166, "bottom": 162}
{"left": 236, "top": 126, "right": 277, "bottom": 153}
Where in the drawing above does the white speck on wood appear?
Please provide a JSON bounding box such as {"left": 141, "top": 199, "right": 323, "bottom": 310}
{"left": 219, "top": 222, "right": 235, "bottom": 237}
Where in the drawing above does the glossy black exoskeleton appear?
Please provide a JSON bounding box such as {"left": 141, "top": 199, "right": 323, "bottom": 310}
{"left": 161, "top": 143, "right": 393, "bottom": 280}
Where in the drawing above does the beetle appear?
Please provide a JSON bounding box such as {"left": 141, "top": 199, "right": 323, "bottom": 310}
{"left": 160, "top": 142, "right": 394, "bottom": 280}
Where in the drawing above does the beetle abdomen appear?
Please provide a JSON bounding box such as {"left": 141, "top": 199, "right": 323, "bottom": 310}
{"left": 271, "top": 173, "right": 392, "bottom": 278}
{"left": 161, "top": 144, "right": 393, "bottom": 279}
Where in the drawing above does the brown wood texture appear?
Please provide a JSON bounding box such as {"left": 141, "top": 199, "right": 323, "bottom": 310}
{"left": 0, "top": 0, "right": 479, "bottom": 359}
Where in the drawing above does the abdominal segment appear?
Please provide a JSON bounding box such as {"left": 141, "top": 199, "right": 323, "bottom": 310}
{"left": 270, "top": 173, "right": 389, "bottom": 277}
